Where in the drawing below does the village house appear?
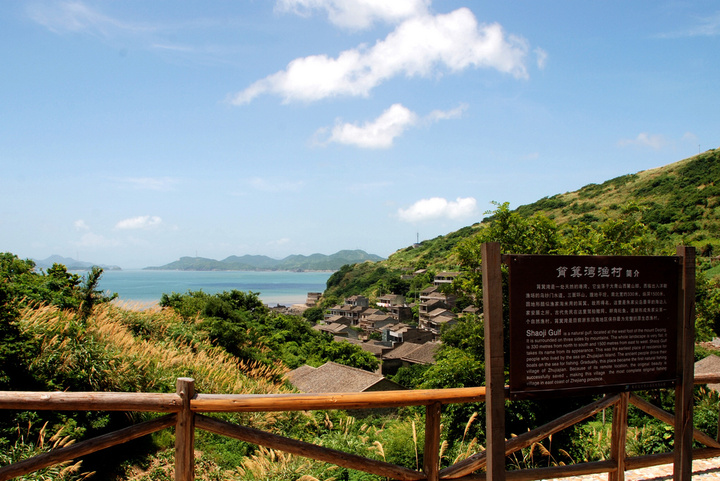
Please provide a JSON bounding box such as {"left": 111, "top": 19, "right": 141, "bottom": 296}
{"left": 326, "top": 304, "right": 367, "bottom": 325}
{"left": 381, "top": 341, "right": 441, "bottom": 376}
{"left": 313, "top": 322, "right": 358, "bottom": 339}
{"left": 305, "top": 292, "right": 322, "bottom": 306}
{"left": 345, "top": 295, "right": 369, "bottom": 307}
{"left": 358, "top": 312, "right": 396, "bottom": 334}
{"left": 286, "top": 362, "right": 405, "bottom": 393}
{"left": 419, "top": 307, "right": 458, "bottom": 339}
{"left": 419, "top": 286, "right": 456, "bottom": 308}
{"left": 376, "top": 293, "right": 405, "bottom": 307}
{"left": 382, "top": 323, "right": 435, "bottom": 346}
{"left": 433, "top": 271, "right": 460, "bottom": 287}
{"left": 323, "top": 314, "right": 352, "bottom": 326}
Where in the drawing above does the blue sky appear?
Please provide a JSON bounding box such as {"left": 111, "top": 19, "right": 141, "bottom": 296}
{"left": 1, "top": 1, "right": 718, "bottom": 268}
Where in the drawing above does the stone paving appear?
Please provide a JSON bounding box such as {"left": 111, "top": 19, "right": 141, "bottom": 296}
{"left": 539, "top": 456, "right": 720, "bottom": 480}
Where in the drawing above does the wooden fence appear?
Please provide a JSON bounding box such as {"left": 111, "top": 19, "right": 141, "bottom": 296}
{"left": 1, "top": 374, "right": 720, "bottom": 481}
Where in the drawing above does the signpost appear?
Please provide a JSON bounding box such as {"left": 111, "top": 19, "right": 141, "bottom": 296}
{"left": 481, "top": 244, "right": 695, "bottom": 480}
{"left": 507, "top": 254, "right": 681, "bottom": 398}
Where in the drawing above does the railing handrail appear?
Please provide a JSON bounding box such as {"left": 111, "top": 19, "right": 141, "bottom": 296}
{"left": 0, "top": 391, "right": 182, "bottom": 412}
{"left": 1, "top": 374, "right": 719, "bottom": 481}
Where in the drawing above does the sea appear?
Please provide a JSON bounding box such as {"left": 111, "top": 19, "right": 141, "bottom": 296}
{"left": 91, "top": 270, "right": 332, "bottom": 307}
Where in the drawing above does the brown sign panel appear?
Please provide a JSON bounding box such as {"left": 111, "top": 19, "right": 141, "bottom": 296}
{"left": 508, "top": 255, "right": 680, "bottom": 399}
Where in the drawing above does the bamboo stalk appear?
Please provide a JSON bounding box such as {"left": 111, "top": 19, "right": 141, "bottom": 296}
{"left": 195, "top": 414, "right": 425, "bottom": 481}
{"left": 0, "top": 391, "right": 182, "bottom": 412}
{"left": 629, "top": 393, "right": 720, "bottom": 449}
{"left": 192, "top": 386, "right": 487, "bottom": 412}
{"left": 0, "top": 414, "right": 176, "bottom": 481}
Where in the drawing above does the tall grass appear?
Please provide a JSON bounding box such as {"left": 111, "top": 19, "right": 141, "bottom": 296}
{"left": 17, "top": 303, "right": 288, "bottom": 396}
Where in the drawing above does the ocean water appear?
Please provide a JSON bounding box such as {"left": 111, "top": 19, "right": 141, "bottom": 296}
{"left": 93, "top": 270, "right": 332, "bottom": 306}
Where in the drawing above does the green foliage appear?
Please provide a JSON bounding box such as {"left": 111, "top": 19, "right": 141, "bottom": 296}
{"left": 303, "top": 306, "right": 325, "bottom": 323}
{"left": 160, "top": 289, "right": 378, "bottom": 372}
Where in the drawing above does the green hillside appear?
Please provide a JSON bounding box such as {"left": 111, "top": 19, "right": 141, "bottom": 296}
{"left": 515, "top": 148, "right": 720, "bottom": 253}
{"left": 324, "top": 147, "right": 720, "bottom": 301}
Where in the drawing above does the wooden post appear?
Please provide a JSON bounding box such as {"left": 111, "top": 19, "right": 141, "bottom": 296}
{"left": 674, "top": 246, "right": 695, "bottom": 481}
{"left": 482, "top": 242, "right": 505, "bottom": 481}
{"left": 175, "top": 377, "right": 196, "bottom": 481}
{"left": 423, "top": 402, "right": 441, "bottom": 481}
{"left": 609, "top": 392, "right": 629, "bottom": 481}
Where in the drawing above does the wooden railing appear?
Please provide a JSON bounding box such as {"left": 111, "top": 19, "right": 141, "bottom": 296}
{"left": 1, "top": 375, "right": 720, "bottom": 481}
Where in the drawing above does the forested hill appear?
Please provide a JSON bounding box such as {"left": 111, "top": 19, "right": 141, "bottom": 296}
{"left": 515, "top": 148, "right": 720, "bottom": 247}
{"left": 323, "top": 148, "right": 720, "bottom": 301}
{"left": 145, "top": 249, "right": 384, "bottom": 271}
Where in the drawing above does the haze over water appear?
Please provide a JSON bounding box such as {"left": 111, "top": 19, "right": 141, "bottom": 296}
{"left": 95, "top": 270, "right": 332, "bottom": 307}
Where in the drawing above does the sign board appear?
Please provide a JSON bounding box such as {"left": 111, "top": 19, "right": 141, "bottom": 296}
{"left": 508, "top": 255, "right": 680, "bottom": 399}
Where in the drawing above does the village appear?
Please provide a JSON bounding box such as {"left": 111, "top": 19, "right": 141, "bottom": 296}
{"left": 283, "top": 271, "right": 481, "bottom": 395}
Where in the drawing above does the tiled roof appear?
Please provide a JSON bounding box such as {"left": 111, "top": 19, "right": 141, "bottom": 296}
{"left": 286, "top": 362, "right": 403, "bottom": 393}
{"left": 384, "top": 341, "right": 440, "bottom": 365}
{"left": 695, "top": 354, "right": 720, "bottom": 392}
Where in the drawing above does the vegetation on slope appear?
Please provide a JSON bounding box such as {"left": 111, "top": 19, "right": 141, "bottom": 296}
{"left": 515, "top": 148, "right": 720, "bottom": 255}
{"left": 323, "top": 148, "right": 720, "bottom": 303}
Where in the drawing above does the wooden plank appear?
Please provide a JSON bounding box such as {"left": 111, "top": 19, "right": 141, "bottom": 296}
{"left": 693, "top": 373, "right": 720, "bottom": 384}
{"left": 0, "top": 391, "right": 182, "bottom": 412}
{"left": 675, "top": 246, "right": 695, "bottom": 481}
{"left": 0, "top": 414, "right": 175, "bottom": 481}
{"left": 629, "top": 393, "right": 720, "bottom": 449}
{"left": 446, "top": 460, "right": 617, "bottom": 481}
{"left": 482, "top": 242, "right": 505, "bottom": 481}
{"left": 194, "top": 414, "right": 425, "bottom": 481}
{"left": 625, "top": 447, "right": 720, "bottom": 471}
{"left": 175, "top": 378, "right": 196, "bottom": 481}
{"left": 441, "top": 394, "right": 620, "bottom": 479}
{"left": 609, "top": 392, "right": 629, "bottom": 481}
{"left": 424, "top": 402, "right": 442, "bottom": 481}
{"left": 192, "top": 386, "right": 487, "bottom": 412}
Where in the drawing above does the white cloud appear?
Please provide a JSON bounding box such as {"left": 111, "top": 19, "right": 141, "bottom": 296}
{"left": 535, "top": 47, "right": 548, "bottom": 69}
{"left": 398, "top": 197, "right": 478, "bottom": 223}
{"left": 231, "top": 8, "right": 530, "bottom": 104}
{"left": 74, "top": 219, "right": 90, "bottom": 230}
{"left": 27, "top": 1, "right": 152, "bottom": 37}
{"left": 658, "top": 12, "right": 720, "bottom": 38}
{"left": 321, "top": 103, "right": 417, "bottom": 148}
{"left": 617, "top": 133, "right": 668, "bottom": 150}
{"left": 116, "top": 176, "right": 179, "bottom": 191}
{"left": 115, "top": 215, "right": 163, "bottom": 230}
{"left": 275, "top": 0, "right": 430, "bottom": 30}
{"left": 425, "top": 103, "right": 467, "bottom": 123}
{"left": 682, "top": 132, "right": 699, "bottom": 143}
{"left": 317, "top": 103, "right": 465, "bottom": 149}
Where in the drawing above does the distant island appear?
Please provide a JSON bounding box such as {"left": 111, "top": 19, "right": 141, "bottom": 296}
{"left": 33, "top": 255, "right": 122, "bottom": 271}
{"left": 144, "top": 249, "right": 384, "bottom": 272}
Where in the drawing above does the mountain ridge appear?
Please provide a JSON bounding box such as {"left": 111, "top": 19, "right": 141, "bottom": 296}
{"left": 33, "top": 255, "right": 122, "bottom": 271}
{"left": 144, "top": 249, "right": 385, "bottom": 272}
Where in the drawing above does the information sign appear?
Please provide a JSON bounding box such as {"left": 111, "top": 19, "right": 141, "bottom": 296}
{"left": 508, "top": 255, "right": 680, "bottom": 398}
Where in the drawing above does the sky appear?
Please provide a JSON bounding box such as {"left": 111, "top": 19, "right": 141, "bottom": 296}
{"left": 1, "top": 1, "right": 718, "bottom": 269}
